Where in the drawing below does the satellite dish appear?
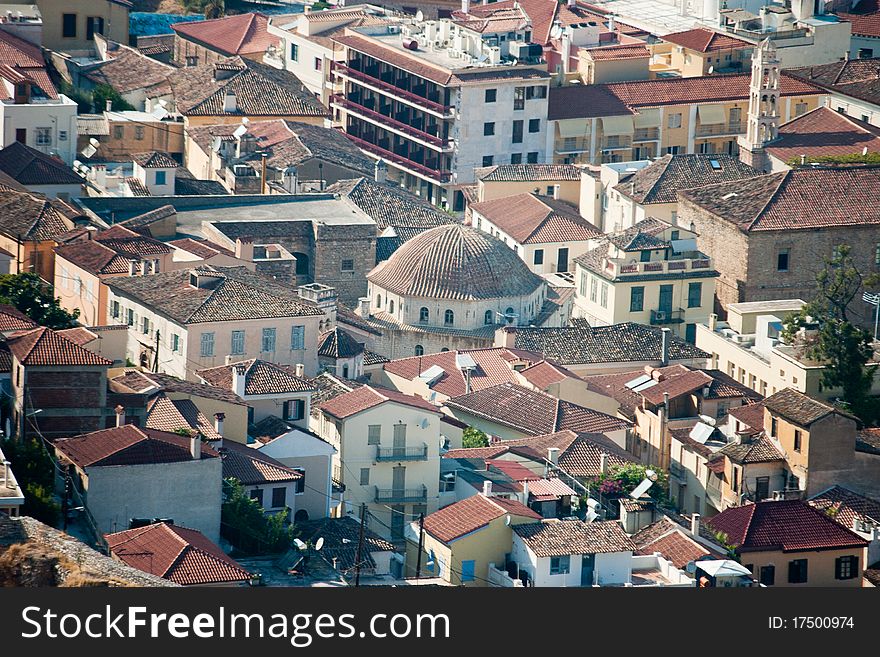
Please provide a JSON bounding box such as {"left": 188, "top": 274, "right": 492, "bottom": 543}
{"left": 630, "top": 477, "right": 653, "bottom": 499}
{"left": 505, "top": 514, "right": 511, "bottom": 526}
{"left": 686, "top": 560, "right": 697, "bottom": 574}
{"left": 232, "top": 124, "right": 248, "bottom": 139}
{"left": 708, "top": 65, "right": 714, "bottom": 74}
{"left": 89, "top": 138, "right": 100, "bottom": 148}
{"left": 415, "top": 9, "right": 424, "bottom": 20}
{"left": 293, "top": 538, "right": 307, "bottom": 550}
{"left": 315, "top": 537, "right": 324, "bottom": 551}
{"left": 80, "top": 144, "right": 97, "bottom": 158}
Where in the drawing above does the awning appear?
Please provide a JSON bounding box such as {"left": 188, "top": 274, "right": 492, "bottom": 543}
{"left": 600, "top": 114, "right": 634, "bottom": 136}
{"left": 557, "top": 118, "right": 590, "bottom": 138}
{"left": 697, "top": 104, "right": 726, "bottom": 125}
{"left": 633, "top": 108, "right": 660, "bottom": 128}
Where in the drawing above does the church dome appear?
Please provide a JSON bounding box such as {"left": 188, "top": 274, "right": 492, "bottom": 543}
{"left": 367, "top": 224, "right": 544, "bottom": 301}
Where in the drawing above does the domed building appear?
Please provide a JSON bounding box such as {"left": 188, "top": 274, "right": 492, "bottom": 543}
{"left": 361, "top": 224, "right": 565, "bottom": 359}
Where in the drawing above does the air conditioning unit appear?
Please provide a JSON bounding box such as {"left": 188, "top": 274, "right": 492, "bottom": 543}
{"left": 654, "top": 310, "right": 667, "bottom": 322}
{"left": 387, "top": 24, "right": 401, "bottom": 34}
{"left": 771, "top": 490, "right": 785, "bottom": 501}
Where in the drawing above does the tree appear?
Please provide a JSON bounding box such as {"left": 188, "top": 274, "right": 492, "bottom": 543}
{"left": 591, "top": 463, "right": 668, "bottom": 505}
{"left": 1, "top": 437, "right": 61, "bottom": 525}
{"left": 781, "top": 245, "right": 876, "bottom": 421}
{"left": 202, "top": 0, "right": 225, "bottom": 19}
{"left": 462, "top": 426, "right": 489, "bottom": 449}
{"left": 91, "top": 84, "right": 135, "bottom": 113}
{"left": 0, "top": 273, "right": 79, "bottom": 329}
{"left": 221, "top": 478, "right": 290, "bottom": 554}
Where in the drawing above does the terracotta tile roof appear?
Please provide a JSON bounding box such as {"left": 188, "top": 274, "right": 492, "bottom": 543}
{"left": 0, "top": 142, "right": 83, "bottom": 186}
{"left": 107, "top": 266, "right": 322, "bottom": 324}
{"left": 363, "top": 349, "right": 389, "bottom": 366}
{"left": 0, "top": 305, "right": 37, "bottom": 333}
{"left": 584, "top": 43, "right": 651, "bottom": 60}
{"left": 6, "top": 327, "right": 112, "bottom": 366}
{"left": 519, "top": 359, "right": 578, "bottom": 389}
{"left": 548, "top": 83, "right": 633, "bottom": 120}
{"left": 55, "top": 425, "right": 219, "bottom": 468}
{"left": 307, "top": 371, "right": 363, "bottom": 410}
{"left": 132, "top": 151, "right": 178, "bottom": 168}
{"left": 486, "top": 458, "right": 541, "bottom": 482}
{"left": 318, "top": 384, "right": 439, "bottom": 420}
{"left": 55, "top": 226, "right": 169, "bottom": 275}
{"left": 470, "top": 193, "right": 601, "bottom": 245}
{"left": 106, "top": 522, "right": 251, "bottom": 585}
{"left": 509, "top": 321, "right": 708, "bottom": 366}
{"left": 617, "top": 154, "right": 759, "bottom": 205}
{"left": 145, "top": 394, "right": 222, "bottom": 440}
{"left": 171, "top": 12, "right": 279, "bottom": 56}
{"left": 706, "top": 500, "right": 868, "bottom": 553}
{"left": 84, "top": 43, "right": 175, "bottom": 95}
{"left": 476, "top": 164, "right": 582, "bottom": 182}
{"left": 763, "top": 387, "right": 855, "bottom": 426}
{"left": 337, "top": 303, "right": 383, "bottom": 336}
{"left": 423, "top": 493, "right": 540, "bottom": 543}
{"left": 121, "top": 205, "right": 176, "bottom": 233}
{"left": 56, "top": 327, "right": 97, "bottom": 346}
{"left": 446, "top": 382, "right": 632, "bottom": 436}
{"left": 368, "top": 224, "right": 544, "bottom": 301}
{"left": 514, "top": 518, "right": 635, "bottom": 556}
{"left": 297, "top": 516, "right": 395, "bottom": 574}
{"left": 661, "top": 27, "right": 751, "bottom": 52}
{"left": 125, "top": 177, "right": 151, "bottom": 196}
{"left": 0, "top": 30, "right": 57, "bottom": 99}
{"left": 503, "top": 429, "right": 634, "bottom": 477}
{"left": 167, "top": 57, "right": 326, "bottom": 118}
{"left": 766, "top": 107, "right": 880, "bottom": 163}
{"left": 716, "top": 436, "right": 784, "bottom": 464}
{"left": 318, "top": 327, "right": 364, "bottom": 358}
{"left": 786, "top": 57, "right": 880, "bottom": 107}
{"left": 727, "top": 402, "right": 766, "bottom": 432}
{"left": 857, "top": 427, "right": 880, "bottom": 455}
{"left": 452, "top": 5, "right": 531, "bottom": 33}
{"left": 526, "top": 477, "right": 577, "bottom": 499}
{"left": 809, "top": 485, "right": 880, "bottom": 532}
{"left": 111, "top": 369, "right": 246, "bottom": 406}
{"left": 633, "top": 517, "right": 721, "bottom": 568}
{"left": 0, "top": 190, "right": 74, "bottom": 241}
{"left": 197, "top": 359, "right": 315, "bottom": 396}
{"left": 679, "top": 166, "right": 880, "bottom": 232}
{"left": 442, "top": 444, "right": 509, "bottom": 460}
{"left": 219, "top": 439, "right": 302, "bottom": 485}
{"left": 839, "top": 11, "right": 880, "bottom": 37}
{"left": 168, "top": 237, "right": 234, "bottom": 260}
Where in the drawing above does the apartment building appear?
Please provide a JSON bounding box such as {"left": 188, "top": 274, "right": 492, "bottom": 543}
{"left": 786, "top": 57, "right": 880, "bottom": 128}
{"left": 331, "top": 8, "right": 550, "bottom": 209}
{"left": 651, "top": 27, "right": 753, "bottom": 78}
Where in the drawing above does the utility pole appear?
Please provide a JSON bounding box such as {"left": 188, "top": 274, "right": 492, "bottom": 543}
{"left": 354, "top": 502, "right": 366, "bottom": 587}
{"left": 152, "top": 330, "right": 160, "bottom": 373}
{"left": 415, "top": 512, "right": 425, "bottom": 579}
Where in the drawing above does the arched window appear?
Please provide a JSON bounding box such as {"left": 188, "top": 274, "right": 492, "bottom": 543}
{"left": 444, "top": 309, "right": 454, "bottom": 326}
{"left": 376, "top": 294, "right": 382, "bottom": 308}
{"left": 484, "top": 310, "right": 494, "bottom": 325}
{"left": 389, "top": 299, "right": 395, "bottom": 314}
{"left": 506, "top": 306, "right": 515, "bottom": 318}
{"left": 441, "top": 347, "right": 450, "bottom": 352}
{"left": 414, "top": 344, "right": 424, "bottom": 356}
{"left": 420, "top": 307, "right": 429, "bottom": 323}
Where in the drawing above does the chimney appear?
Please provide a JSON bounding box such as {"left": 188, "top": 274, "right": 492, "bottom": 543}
{"left": 115, "top": 404, "right": 125, "bottom": 428}
{"left": 690, "top": 513, "right": 700, "bottom": 536}
{"left": 374, "top": 159, "right": 387, "bottom": 184}
{"left": 3, "top": 459, "right": 11, "bottom": 489}
{"left": 462, "top": 0, "right": 470, "bottom": 13}
{"left": 483, "top": 480, "right": 492, "bottom": 497}
{"left": 608, "top": 14, "right": 615, "bottom": 31}
{"left": 561, "top": 30, "right": 572, "bottom": 75}
{"left": 105, "top": 99, "right": 112, "bottom": 112}
{"left": 547, "top": 447, "right": 559, "bottom": 464}
{"left": 295, "top": 363, "right": 305, "bottom": 378}
{"left": 190, "top": 434, "right": 201, "bottom": 460}
{"left": 499, "top": 326, "right": 516, "bottom": 348}
{"left": 214, "top": 412, "right": 225, "bottom": 437}
{"left": 231, "top": 365, "right": 246, "bottom": 397}
{"left": 552, "top": 184, "right": 561, "bottom": 200}
{"left": 522, "top": 479, "right": 529, "bottom": 501}
{"left": 599, "top": 452, "right": 608, "bottom": 474}
{"left": 128, "top": 259, "right": 138, "bottom": 276}
{"left": 357, "top": 296, "right": 370, "bottom": 318}
{"left": 234, "top": 236, "right": 254, "bottom": 262}
{"left": 223, "top": 92, "right": 237, "bottom": 113}
{"left": 567, "top": 0, "right": 575, "bottom": 6}
{"left": 464, "top": 367, "right": 472, "bottom": 394}
{"left": 660, "top": 327, "right": 670, "bottom": 366}
{"left": 800, "top": 154, "right": 807, "bottom": 165}
{"left": 708, "top": 313, "right": 717, "bottom": 332}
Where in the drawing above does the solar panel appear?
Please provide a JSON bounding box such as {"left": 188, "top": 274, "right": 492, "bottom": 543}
{"left": 630, "top": 478, "right": 653, "bottom": 499}
{"left": 418, "top": 365, "right": 445, "bottom": 386}
{"left": 690, "top": 422, "right": 714, "bottom": 444}
{"left": 456, "top": 353, "right": 477, "bottom": 370}
{"left": 625, "top": 374, "right": 651, "bottom": 389}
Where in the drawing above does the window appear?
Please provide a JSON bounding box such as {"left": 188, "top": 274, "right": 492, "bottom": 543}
{"left": 534, "top": 249, "right": 544, "bottom": 265}
{"left": 777, "top": 248, "right": 790, "bottom": 272}
{"left": 284, "top": 399, "right": 305, "bottom": 421}
{"left": 630, "top": 286, "right": 644, "bottom": 312}
{"left": 35, "top": 128, "right": 51, "bottom": 146}
{"left": 271, "top": 487, "right": 286, "bottom": 509}
{"left": 127, "top": 308, "right": 134, "bottom": 326}
{"left": 483, "top": 122, "right": 495, "bottom": 136}
{"left": 141, "top": 317, "right": 150, "bottom": 335}
{"left": 732, "top": 466, "right": 740, "bottom": 493}
{"left": 484, "top": 310, "right": 493, "bottom": 325}
{"left": 600, "top": 282, "right": 608, "bottom": 308}
{"left": 510, "top": 153, "right": 522, "bottom": 164}
{"left": 482, "top": 155, "right": 494, "bottom": 167}
{"left": 771, "top": 417, "right": 778, "bottom": 439}
{"left": 341, "top": 259, "right": 354, "bottom": 272}
{"left": 113, "top": 125, "right": 124, "bottom": 139}
{"left": 460, "top": 560, "right": 476, "bottom": 582}
{"left": 876, "top": 244, "right": 880, "bottom": 267}
{"left": 171, "top": 333, "right": 180, "bottom": 353}
{"left": 687, "top": 282, "right": 702, "bottom": 308}
{"left": 111, "top": 300, "right": 120, "bottom": 319}
{"left": 529, "top": 118, "right": 540, "bottom": 133}
{"left": 685, "top": 323, "right": 696, "bottom": 344}
{"left": 294, "top": 469, "right": 305, "bottom": 494}
{"left": 416, "top": 307, "right": 429, "bottom": 324}
{"left": 760, "top": 565, "right": 775, "bottom": 586}
{"left": 590, "top": 276, "right": 597, "bottom": 303}
{"left": 291, "top": 325, "right": 305, "bottom": 350}
{"left": 250, "top": 489, "right": 264, "bottom": 507}
{"left": 262, "top": 327, "right": 276, "bottom": 352}
{"left": 62, "top": 13, "right": 76, "bottom": 38}
{"left": 788, "top": 559, "right": 808, "bottom": 584}
{"left": 389, "top": 300, "right": 394, "bottom": 314}
{"left": 135, "top": 126, "right": 144, "bottom": 140}
{"left": 512, "top": 120, "right": 523, "bottom": 144}
{"left": 368, "top": 425, "right": 381, "bottom": 445}
{"left": 859, "top": 48, "right": 874, "bottom": 58}
{"left": 549, "top": 555, "right": 570, "bottom": 575}
{"left": 444, "top": 309, "right": 454, "bottom": 326}
{"left": 793, "top": 429, "right": 802, "bottom": 452}
{"left": 485, "top": 88, "right": 497, "bottom": 103}
{"left": 513, "top": 86, "right": 525, "bottom": 110}
{"left": 359, "top": 468, "right": 370, "bottom": 486}
{"left": 527, "top": 152, "right": 538, "bottom": 163}
{"left": 414, "top": 344, "right": 424, "bottom": 356}
{"left": 155, "top": 171, "right": 166, "bottom": 186}
{"left": 835, "top": 555, "right": 858, "bottom": 580}
{"left": 525, "top": 85, "right": 547, "bottom": 99}
{"left": 200, "top": 332, "right": 215, "bottom": 357}
{"left": 668, "top": 113, "right": 682, "bottom": 129}
{"left": 231, "top": 330, "right": 245, "bottom": 355}
{"left": 314, "top": 57, "right": 322, "bottom": 71}
{"left": 290, "top": 43, "right": 299, "bottom": 61}
{"left": 86, "top": 16, "right": 104, "bottom": 40}
{"left": 795, "top": 102, "right": 808, "bottom": 116}
{"left": 665, "top": 145, "right": 681, "bottom": 155}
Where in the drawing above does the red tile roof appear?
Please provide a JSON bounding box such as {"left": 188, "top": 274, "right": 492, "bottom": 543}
{"left": 171, "top": 12, "right": 279, "bottom": 56}
{"left": 55, "top": 425, "right": 219, "bottom": 469}
{"left": 0, "top": 142, "right": 82, "bottom": 186}
{"left": 519, "top": 359, "right": 578, "bottom": 389}
{"left": 513, "top": 518, "right": 635, "bottom": 556}
{"left": 584, "top": 43, "right": 651, "bottom": 60}
{"left": 442, "top": 445, "right": 509, "bottom": 460}
{"left": 145, "top": 394, "right": 222, "bottom": 440}
{"left": 633, "top": 517, "right": 721, "bottom": 568}
{"left": 706, "top": 500, "right": 868, "bottom": 553}
{"left": 219, "top": 440, "right": 303, "bottom": 485}
{"left": 469, "top": 193, "right": 601, "bottom": 244}
{"left": 318, "top": 384, "right": 440, "bottom": 419}
{"left": 486, "top": 458, "right": 541, "bottom": 482}
{"left": 197, "top": 359, "right": 315, "bottom": 396}
{"left": 0, "top": 30, "right": 57, "bottom": 99}
{"left": 809, "top": 485, "right": 880, "bottom": 532}
{"left": 6, "top": 327, "right": 112, "bottom": 366}
{"left": 0, "top": 304, "right": 37, "bottom": 333}
{"left": 727, "top": 402, "right": 766, "bottom": 433}
{"left": 661, "top": 27, "right": 751, "bottom": 52}
{"left": 106, "top": 522, "right": 251, "bottom": 585}
{"left": 766, "top": 107, "right": 880, "bottom": 163}
{"left": 422, "top": 493, "right": 540, "bottom": 543}
{"left": 839, "top": 11, "right": 880, "bottom": 37}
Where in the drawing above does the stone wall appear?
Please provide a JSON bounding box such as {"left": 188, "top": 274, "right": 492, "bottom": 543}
{"left": 312, "top": 223, "right": 376, "bottom": 307}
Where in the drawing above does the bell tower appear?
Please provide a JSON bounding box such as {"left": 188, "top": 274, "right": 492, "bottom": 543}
{"left": 738, "top": 39, "right": 779, "bottom": 172}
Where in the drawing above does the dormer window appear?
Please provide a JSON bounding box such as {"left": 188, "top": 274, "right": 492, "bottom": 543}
{"left": 189, "top": 272, "right": 198, "bottom": 287}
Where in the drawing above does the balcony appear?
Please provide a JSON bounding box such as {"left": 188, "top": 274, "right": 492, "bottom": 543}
{"left": 694, "top": 121, "right": 743, "bottom": 138}
{"left": 333, "top": 62, "right": 453, "bottom": 117}
{"left": 342, "top": 131, "right": 451, "bottom": 183}
{"left": 556, "top": 137, "right": 591, "bottom": 155}
{"left": 374, "top": 485, "right": 428, "bottom": 504}
{"left": 669, "top": 461, "right": 685, "bottom": 480}
{"left": 331, "top": 94, "right": 451, "bottom": 150}
{"left": 601, "top": 136, "right": 632, "bottom": 150}
{"left": 650, "top": 308, "right": 684, "bottom": 325}
{"left": 602, "top": 257, "right": 713, "bottom": 278}
{"left": 376, "top": 443, "right": 429, "bottom": 462}
{"left": 633, "top": 128, "right": 660, "bottom": 141}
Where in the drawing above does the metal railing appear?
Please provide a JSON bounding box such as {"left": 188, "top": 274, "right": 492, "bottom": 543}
{"left": 374, "top": 485, "right": 428, "bottom": 504}
{"left": 650, "top": 308, "right": 684, "bottom": 325}
{"left": 333, "top": 62, "right": 453, "bottom": 115}
{"left": 341, "top": 131, "right": 451, "bottom": 182}
{"left": 376, "top": 443, "right": 429, "bottom": 461}
{"left": 332, "top": 94, "right": 450, "bottom": 149}
{"left": 695, "top": 121, "right": 743, "bottom": 137}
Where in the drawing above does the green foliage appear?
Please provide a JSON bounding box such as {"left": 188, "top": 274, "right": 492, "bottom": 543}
{"left": 312, "top": 1, "right": 331, "bottom": 9}
{"left": 91, "top": 84, "right": 135, "bottom": 113}
{"left": 781, "top": 246, "right": 877, "bottom": 422}
{"left": 591, "top": 463, "right": 669, "bottom": 505}
{"left": 23, "top": 482, "right": 61, "bottom": 526}
{"left": 1, "top": 437, "right": 61, "bottom": 526}
{"left": 712, "top": 530, "right": 738, "bottom": 559}
{"left": 202, "top": 0, "right": 225, "bottom": 19}
{"left": 221, "top": 478, "right": 290, "bottom": 554}
{"left": 462, "top": 426, "right": 489, "bottom": 449}
{"left": 58, "top": 80, "right": 94, "bottom": 114}
{"left": 787, "top": 152, "right": 880, "bottom": 167}
{"left": 0, "top": 273, "right": 79, "bottom": 329}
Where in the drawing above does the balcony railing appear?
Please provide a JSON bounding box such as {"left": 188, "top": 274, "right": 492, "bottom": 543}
{"left": 374, "top": 485, "right": 428, "bottom": 504}
{"left": 333, "top": 62, "right": 453, "bottom": 116}
{"left": 376, "top": 444, "right": 429, "bottom": 462}
{"left": 602, "top": 257, "right": 713, "bottom": 278}
{"left": 694, "top": 121, "right": 743, "bottom": 137}
{"left": 650, "top": 308, "right": 684, "bottom": 325}
{"left": 601, "top": 136, "right": 632, "bottom": 149}
{"left": 633, "top": 128, "right": 660, "bottom": 141}
{"left": 341, "top": 131, "right": 451, "bottom": 182}
{"left": 331, "top": 94, "right": 450, "bottom": 149}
